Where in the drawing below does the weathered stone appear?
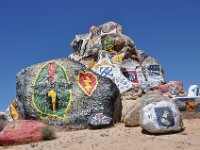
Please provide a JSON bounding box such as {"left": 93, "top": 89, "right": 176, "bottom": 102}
{"left": 92, "top": 51, "right": 133, "bottom": 93}
{"left": 0, "top": 120, "right": 46, "bottom": 145}
{"left": 140, "top": 101, "right": 183, "bottom": 134}
{"left": 0, "top": 119, "right": 6, "bottom": 132}
{"left": 173, "top": 97, "right": 200, "bottom": 118}
{"left": 124, "top": 91, "right": 171, "bottom": 127}
{"left": 188, "top": 85, "right": 200, "bottom": 97}
{"left": 121, "top": 100, "right": 137, "bottom": 121}
{"left": 16, "top": 58, "right": 121, "bottom": 129}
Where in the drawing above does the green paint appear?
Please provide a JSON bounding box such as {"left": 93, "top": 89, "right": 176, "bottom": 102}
{"left": 32, "top": 62, "right": 72, "bottom": 119}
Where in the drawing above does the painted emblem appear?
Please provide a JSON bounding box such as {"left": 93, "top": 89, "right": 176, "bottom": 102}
{"left": 122, "top": 70, "right": 139, "bottom": 83}
{"left": 154, "top": 107, "right": 175, "bottom": 128}
{"left": 32, "top": 62, "right": 72, "bottom": 119}
{"left": 100, "top": 66, "right": 114, "bottom": 79}
{"left": 78, "top": 71, "right": 98, "bottom": 96}
{"left": 101, "top": 22, "right": 116, "bottom": 35}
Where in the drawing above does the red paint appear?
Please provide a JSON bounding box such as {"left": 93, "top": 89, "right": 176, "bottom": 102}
{"left": 48, "top": 62, "right": 56, "bottom": 82}
{"left": 78, "top": 72, "right": 98, "bottom": 96}
{"left": 0, "top": 120, "right": 46, "bottom": 145}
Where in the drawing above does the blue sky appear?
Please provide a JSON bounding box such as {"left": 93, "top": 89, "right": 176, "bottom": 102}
{"left": 0, "top": 0, "right": 200, "bottom": 111}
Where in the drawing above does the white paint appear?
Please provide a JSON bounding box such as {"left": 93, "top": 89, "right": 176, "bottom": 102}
{"left": 188, "top": 85, "right": 200, "bottom": 97}
{"left": 121, "top": 60, "right": 146, "bottom": 84}
{"left": 92, "top": 51, "right": 133, "bottom": 93}
{"left": 145, "top": 61, "right": 165, "bottom": 83}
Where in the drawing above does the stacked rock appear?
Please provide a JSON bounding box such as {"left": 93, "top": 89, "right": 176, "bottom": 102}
{"left": 70, "top": 21, "right": 166, "bottom": 95}
{"left": 70, "top": 22, "right": 185, "bottom": 133}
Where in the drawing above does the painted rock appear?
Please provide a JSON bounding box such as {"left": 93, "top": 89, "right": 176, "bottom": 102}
{"left": 92, "top": 51, "right": 133, "bottom": 93}
{"left": 173, "top": 97, "right": 200, "bottom": 118}
{"left": 142, "top": 56, "right": 165, "bottom": 84}
{"left": 124, "top": 91, "right": 171, "bottom": 127}
{"left": 140, "top": 101, "right": 183, "bottom": 134}
{"left": 101, "top": 22, "right": 117, "bottom": 36}
{"left": 16, "top": 58, "right": 121, "bottom": 129}
{"left": 101, "top": 33, "right": 125, "bottom": 52}
{"left": 188, "top": 85, "right": 200, "bottom": 97}
{"left": 153, "top": 81, "right": 184, "bottom": 97}
{"left": 0, "top": 120, "right": 46, "bottom": 145}
{"left": 121, "top": 60, "right": 146, "bottom": 84}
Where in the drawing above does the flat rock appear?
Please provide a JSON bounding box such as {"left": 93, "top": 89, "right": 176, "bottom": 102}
{"left": 0, "top": 120, "right": 46, "bottom": 145}
{"left": 16, "top": 58, "right": 121, "bottom": 129}
{"left": 140, "top": 101, "right": 183, "bottom": 134}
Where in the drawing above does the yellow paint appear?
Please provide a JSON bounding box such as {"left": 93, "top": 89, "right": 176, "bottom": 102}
{"left": 10, "top": 104, "right": 20, "bottom": 121}
{"left": 83, "top": 76, "right": 92, "bottom": 91}
{"left": 32, "top": 61, "right": 73, "bottom": 120}
{"left": 185, "top": 101, "right": 195, "bottom": 111}
{"left": 112, "top": 53, "right": 124, "bottom": 63}
{"left": 48, "top": 90, "right": 57, "bottom": 112}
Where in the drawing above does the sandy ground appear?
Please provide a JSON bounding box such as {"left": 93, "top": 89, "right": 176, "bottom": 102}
{"left": 1, "top": 118, "right": 200, "bottom": 150}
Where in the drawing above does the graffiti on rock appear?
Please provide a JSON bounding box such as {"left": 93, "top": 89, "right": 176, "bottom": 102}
{"left": 9, "top": 99, "right": 20, "bottom": 121}
{"left": 101, "top": 22, "right": 117, "bottom": 36}
{"left": 32, "top": 62, "right": 72, "bottom": 119}
{"left": 145, "top": 62, "right": 164, "bottom": 82}
{"left": 173, "top": 97, "right": 200, "bottom": 112}
{"left": 154, "top": 107, "right": 175, "bottom": 128}
{"left": 78, "top": 71, "right": 98, "bottom": 96}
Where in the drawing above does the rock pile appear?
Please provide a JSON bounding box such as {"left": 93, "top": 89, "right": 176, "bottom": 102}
{"left": 1, "top": 21, "right": 198, "bottom": 135}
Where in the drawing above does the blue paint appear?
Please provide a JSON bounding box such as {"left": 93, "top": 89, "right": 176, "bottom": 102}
{"left": 154, "top": 107, "right": 175, "bottom": 128}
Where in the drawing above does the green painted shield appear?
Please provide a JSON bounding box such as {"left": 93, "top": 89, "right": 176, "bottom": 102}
{"left": 32, "top": 62, "right": 72, "bottom": 119}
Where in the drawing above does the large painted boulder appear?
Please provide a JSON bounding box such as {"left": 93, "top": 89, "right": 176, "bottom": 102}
{"left": 0, "top": 120, "right": 46, "bottom": 145}
{"left": 173, "top": 97, "right": 200, "bottom": 118}
{"left": 140, "top": 101, "right": 183, "bottom": 134}
{"left": 92, "top": 51, "right": 133, "bottom": 93}
{"left": 16, "top": 58, "right": 121, "bottom": 129}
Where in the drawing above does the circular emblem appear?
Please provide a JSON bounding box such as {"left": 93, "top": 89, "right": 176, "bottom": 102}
{"left": 32, "top": 62, "right": 72, "bottom": 119}
{"left": 102, "top": 22, "right": 116, "bottom": 33}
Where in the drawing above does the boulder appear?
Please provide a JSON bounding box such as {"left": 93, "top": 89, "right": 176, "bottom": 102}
{"left": 173, "top": 97, "right": 200, "bottom": 118}
{"left": 0, "top": 120, "right": 46, "bottom": 145}
{"left": 188, "top": 85, "right": 200, "bottom": 97}
{"left": 16, "top": 58, "right": 121, "bottom": 129}
{"left": 124, "top": 91, "right": 171, "bottom": 127}
{"left": 140, "top": 101, "right": 183, "bottom": 134}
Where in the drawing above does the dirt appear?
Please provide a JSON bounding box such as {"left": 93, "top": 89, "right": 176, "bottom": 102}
{"left": 1, "top": 119, "right": 200, "bottom": 150}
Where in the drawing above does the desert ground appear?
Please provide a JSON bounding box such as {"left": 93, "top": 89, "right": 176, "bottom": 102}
{"left": 1, "top": 118, "right": 200, "bottom": 150}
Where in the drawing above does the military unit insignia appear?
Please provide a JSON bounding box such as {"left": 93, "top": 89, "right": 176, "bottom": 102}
{"left": 32, "top": 62, "right": 72, "bottom": 119}
{"left": 78, "top": 71, "right": 98, "bottom": 96}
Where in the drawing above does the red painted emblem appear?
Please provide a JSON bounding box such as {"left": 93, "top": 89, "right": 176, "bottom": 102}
{"left": 78, "top": 71, "right": 98, "bottom": 96}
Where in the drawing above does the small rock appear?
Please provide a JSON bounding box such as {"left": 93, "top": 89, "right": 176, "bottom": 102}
{"left": 140, "top": 101, "right": 183, "bottom": 134}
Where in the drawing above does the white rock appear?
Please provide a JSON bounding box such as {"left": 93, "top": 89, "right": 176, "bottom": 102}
{"left": 140, "top": 101, "right": 183, "bottom": 133}
{"left": 188, "top": 85, "right": 200, "bottom": 97}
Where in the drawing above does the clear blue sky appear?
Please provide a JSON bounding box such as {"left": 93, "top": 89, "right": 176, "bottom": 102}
{"left": 0, "top": 0, "right": 200, "bottom": 111}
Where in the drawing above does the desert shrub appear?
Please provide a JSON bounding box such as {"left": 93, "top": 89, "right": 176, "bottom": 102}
{"left": 40, "top": 126, "right": 56, "bottom": 140}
